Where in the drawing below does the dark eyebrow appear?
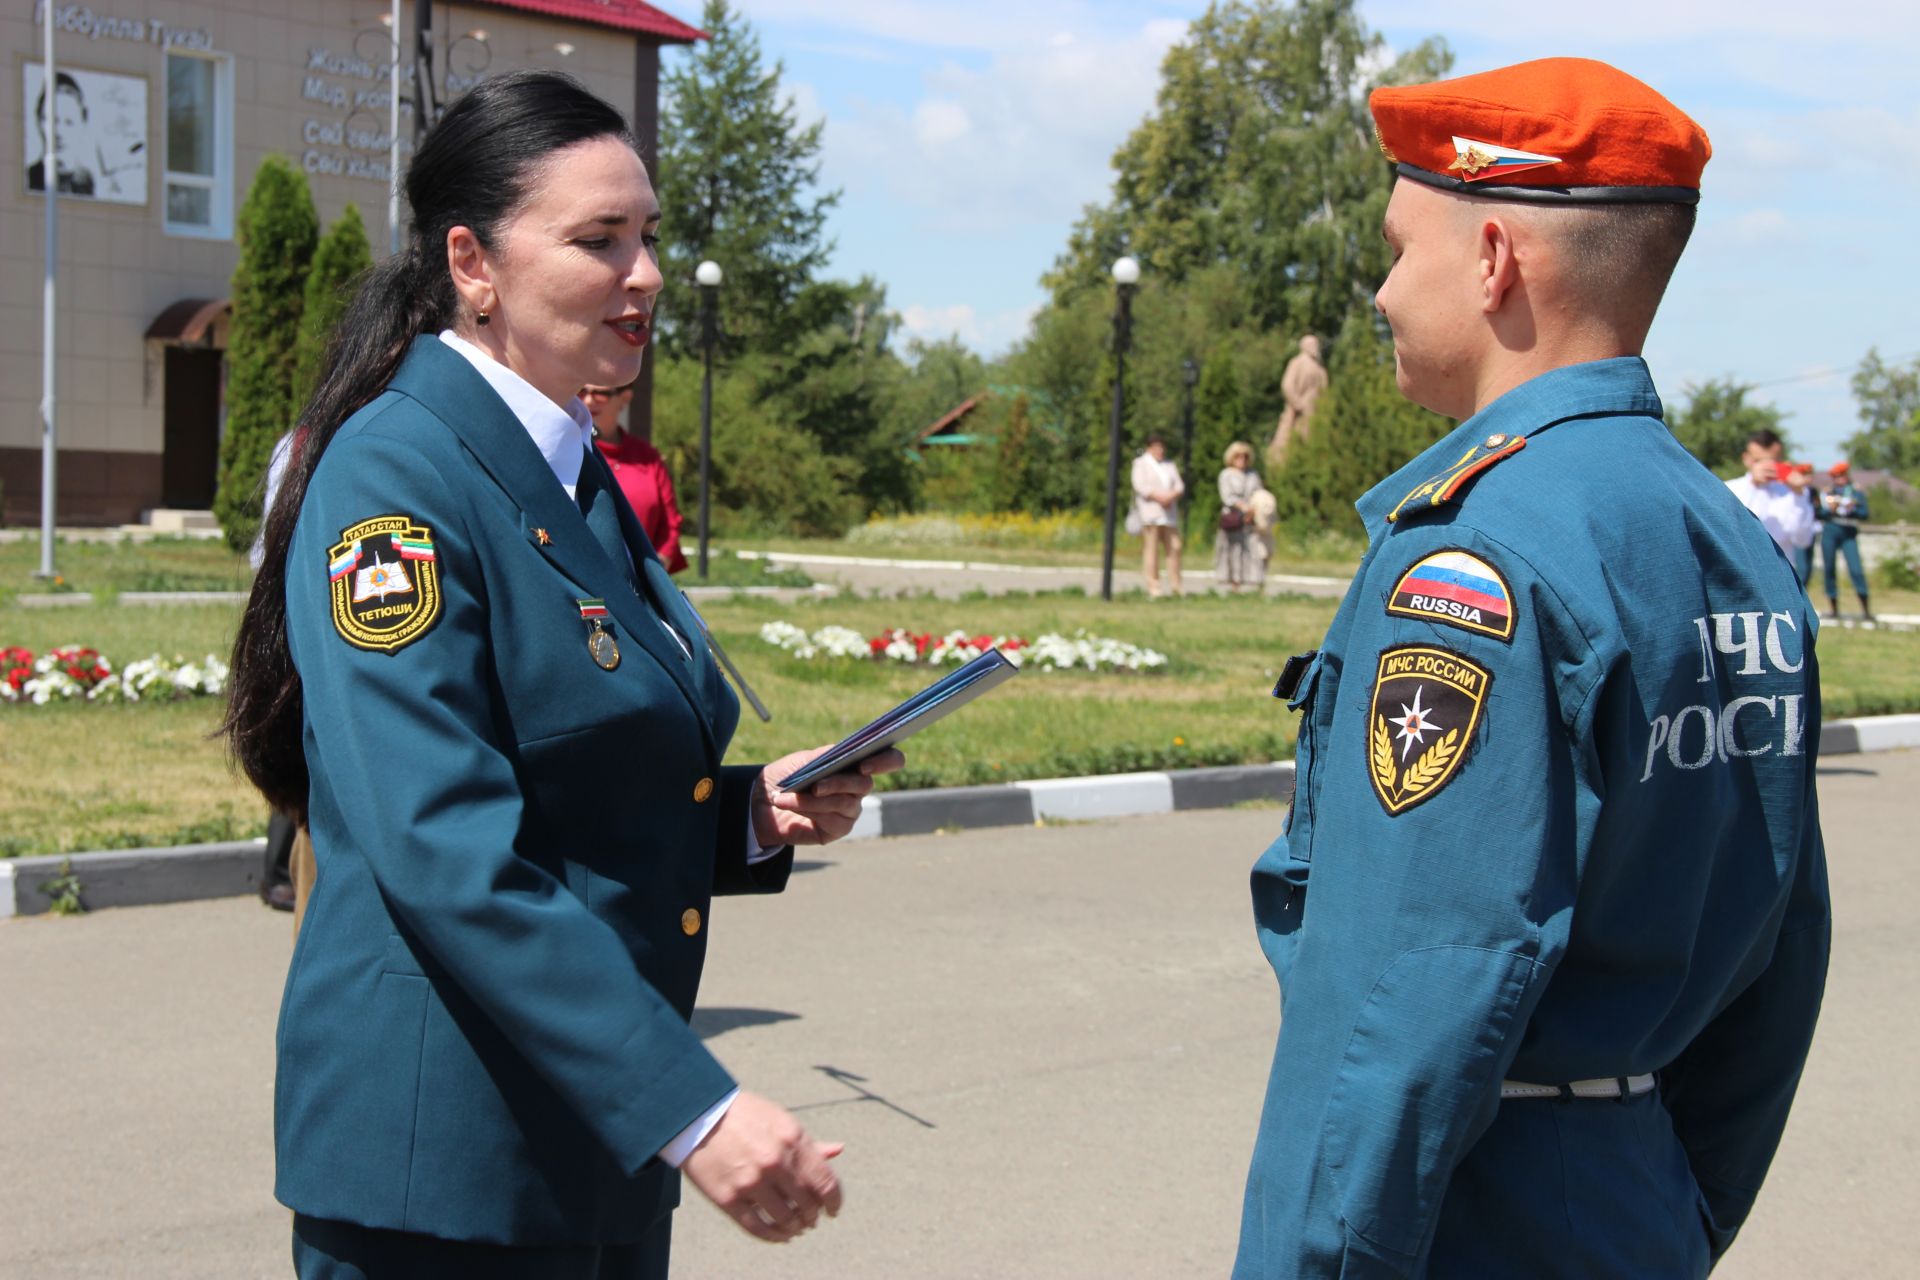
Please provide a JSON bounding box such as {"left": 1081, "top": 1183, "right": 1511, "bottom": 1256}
{"left": 577, "top": 207, "right": 662, "bottom": 229}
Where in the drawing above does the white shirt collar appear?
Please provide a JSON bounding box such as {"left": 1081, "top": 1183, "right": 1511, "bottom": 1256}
{"left": 437, "top": 330, "right": 596, "bottom": 495}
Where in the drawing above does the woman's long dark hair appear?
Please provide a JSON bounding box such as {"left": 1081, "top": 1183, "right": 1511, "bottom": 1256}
{"left": 223, "top": 72, "right": 634, "bottom": 821}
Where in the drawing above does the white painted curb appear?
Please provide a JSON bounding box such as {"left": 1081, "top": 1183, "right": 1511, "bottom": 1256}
{"left": 844, "top": 794, "right": 884, "bottom": 842}
{"left": 0, "top": 861, "right": 14, "bottom": 920}
{"left": 1017, "top": 771, "right": 1175, "bottom": 821}
{"left": 1849, "top": 713, "right": 1920, "bottom": 752}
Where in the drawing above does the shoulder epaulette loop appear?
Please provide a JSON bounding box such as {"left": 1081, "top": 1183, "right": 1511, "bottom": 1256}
{"left": 1386, "top": 433, "right": 1527, "bottom": 523}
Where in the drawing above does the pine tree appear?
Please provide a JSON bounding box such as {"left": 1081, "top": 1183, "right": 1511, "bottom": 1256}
{"left": 214, "top": 156, "right": 318, "bottom": 551}
{"left": 655, "top": 0, "right": 838, "bottom": 356}
{"left": 1269, "top": 306, "right": 1452, "bottom": 536}
{"left": 292, "top": 203, "right": 374, "bottom": 410}
{"left": 1188, "top": 347, "right": 1248, "bottom": 532}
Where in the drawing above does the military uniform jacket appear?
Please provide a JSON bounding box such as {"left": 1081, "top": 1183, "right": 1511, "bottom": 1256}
{"left": 1237, "top": 359, "right": 1830, "bottom": 1277}
{"left": 276, "top": 337, "right": 790, "bottom": 1245}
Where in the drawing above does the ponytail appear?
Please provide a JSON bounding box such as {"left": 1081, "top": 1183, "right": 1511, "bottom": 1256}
{"left": 222, "top": 71, "right": 634, "bottom": 821}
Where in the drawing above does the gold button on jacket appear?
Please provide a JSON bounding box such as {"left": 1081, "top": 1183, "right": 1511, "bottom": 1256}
{"left": 681, "top": 908, "right": 702, "bottom": 936}
{"left": 692, "top": 777, "right": 714, "bottom": 803}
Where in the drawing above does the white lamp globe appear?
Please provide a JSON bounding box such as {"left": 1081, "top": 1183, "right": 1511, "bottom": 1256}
{"left": 695, "top": 260, "right": 724, "bottom": 287}
{"left": 1111, "top": 256, "right": 1141, "bottom": 286}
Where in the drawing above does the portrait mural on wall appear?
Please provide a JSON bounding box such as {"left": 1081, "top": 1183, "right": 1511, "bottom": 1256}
{"left": 23, "top": 62, "right": 148, "bottom": 204}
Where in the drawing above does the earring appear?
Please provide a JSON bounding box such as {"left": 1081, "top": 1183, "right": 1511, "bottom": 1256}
{"left": 476, "top": 309, "right": 490, "bottom": 327}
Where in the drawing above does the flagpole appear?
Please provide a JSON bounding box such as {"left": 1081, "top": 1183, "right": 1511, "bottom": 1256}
{"left": 36, "top": 4, "right": 58, "bottom": 579}
{"left": 388, "top": 0, "right": 401, "bottom": 254}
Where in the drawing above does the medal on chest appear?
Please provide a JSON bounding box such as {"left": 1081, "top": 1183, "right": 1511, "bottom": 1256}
{"left": 578, "top": 599, "right": 621, "bottom": 671}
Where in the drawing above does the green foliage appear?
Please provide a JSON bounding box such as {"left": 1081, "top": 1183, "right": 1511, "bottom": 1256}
{"left": 1669, "top": 377, "right": 1791, "bottom": 477}
{"left": 36, "top": 857, "right": 85, "bottom": 914}
{"left": 651, "top": 352, "right": 859, "bottom": 536}
{"left": 656, "top": 0, "right": 838, "bottom": 356}
{"left": 1846, "top": 348, "right": 1920, "bottom": 473}
{"left": 1189, "top": 347, "right": 1248, "bottom": 532}
{"left": 1046, "top": 0, "right": 1449, "bottom": 344}
{"left": 987, "top": 394, "right": 1072, "bottom": 513}
{"left": 752, "top": 278, "right": 916, "bottom": 514}
{"left": 1268, "top": 307, "right": 1453, "bottom": 535}
{"left": 214, "top": 156, "right": 318, "bottom": 551}
{"left": 1880, "top": 535, "right": 1920, "bottom": 593}
{"left": 293, "top": 203, "right": 374, "bottom": 409}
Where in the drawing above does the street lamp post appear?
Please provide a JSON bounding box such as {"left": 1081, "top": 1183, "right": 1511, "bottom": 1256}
{"left": 695, "top": 259, "right": 722, "bottom": 580}
{"left": 1099, "top": 256, "right": 1140, "bottom": 602}
{"left": 1179, "top": 356, "right": 1198, "bottom": 542}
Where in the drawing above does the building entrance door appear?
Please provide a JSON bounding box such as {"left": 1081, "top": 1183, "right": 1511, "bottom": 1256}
{"left": 162, "top": 346, "right": 223, "bottom": 509}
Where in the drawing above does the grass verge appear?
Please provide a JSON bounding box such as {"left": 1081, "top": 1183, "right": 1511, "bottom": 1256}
{"left": 3, "top": 543, "right": 1919, "bottom": 856}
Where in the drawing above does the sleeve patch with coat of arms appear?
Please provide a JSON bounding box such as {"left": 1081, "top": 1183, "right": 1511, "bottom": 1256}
{"left": 1367, "top": 644, "right": 1492, "bottom": 815}
{"left": 327, "top": 514, "right": 443, "bottom": 652}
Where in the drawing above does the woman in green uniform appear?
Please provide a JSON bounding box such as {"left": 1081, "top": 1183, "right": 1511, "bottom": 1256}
{"left": 224, "top": 72, "right": 898, "bottom": 1279}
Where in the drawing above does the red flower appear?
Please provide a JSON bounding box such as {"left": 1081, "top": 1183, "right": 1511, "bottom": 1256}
{"left": 67, "top": 665, "right": 84, "bottom": 679}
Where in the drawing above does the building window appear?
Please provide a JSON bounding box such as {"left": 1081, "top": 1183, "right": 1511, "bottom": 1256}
{"left": 164, "top": 52, "right": 232, "bottom": 238}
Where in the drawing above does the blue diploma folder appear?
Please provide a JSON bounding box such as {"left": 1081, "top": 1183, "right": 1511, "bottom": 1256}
{"left": 775, "top": 648, "right": 1021, "bottom": 791}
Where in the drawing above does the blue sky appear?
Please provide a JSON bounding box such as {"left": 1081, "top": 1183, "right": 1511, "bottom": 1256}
{"left": 713, "top": 0, "right": 1920, "bottom": 461}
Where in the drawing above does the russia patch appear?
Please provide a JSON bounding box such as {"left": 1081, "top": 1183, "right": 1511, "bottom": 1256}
{"left": 1386, "top": 549, "right": 1515, "bottom": 642}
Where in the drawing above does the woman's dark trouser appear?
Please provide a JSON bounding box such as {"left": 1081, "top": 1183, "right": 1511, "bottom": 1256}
{"left": 292, "top": 1214, "right": 672, "bottom": 1280}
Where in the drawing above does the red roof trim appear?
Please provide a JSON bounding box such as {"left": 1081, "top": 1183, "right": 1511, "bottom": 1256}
{"left": 917, "top": 395, "right": 983, "bottom": 443}
{"left": 466, "top": 0, "right": 707, "bottom": 44}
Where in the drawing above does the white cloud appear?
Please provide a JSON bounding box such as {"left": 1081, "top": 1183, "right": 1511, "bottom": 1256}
{"left": 824, "top": 18, "right": 1186, "bottom": 233}
{"left": 740, "top": 1, "right": 1191, "bottom": 53}
{"left": 914, "top": 100, "right": 971, "bottom": 146}
{"left": 896, "top": 299, "right": 1041, "bottom": 354}
{"left": 1364, "top": 0, "right": 1920, "bottom": 43}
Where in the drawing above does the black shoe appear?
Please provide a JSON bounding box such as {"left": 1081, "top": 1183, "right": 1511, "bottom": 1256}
{"left": 1859, "top": 598, "right": 1874, "bottom": 623}
{"left": 1825, "top": 602, "right": 1840, "bottom": 621}
{"left": 262, "top": 881, "right": 295, "bottom": 912}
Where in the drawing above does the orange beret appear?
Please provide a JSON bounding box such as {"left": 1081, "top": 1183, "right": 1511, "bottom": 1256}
{"left": 1370, "top": 58, "right": 1710, "bottom": 205}
{"left": 1829, "top": 461, "right": 1851, "bottom": 475}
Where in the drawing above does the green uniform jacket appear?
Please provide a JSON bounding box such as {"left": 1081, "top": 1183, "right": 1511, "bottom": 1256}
{"left": 276, "top": 337, "right": 790, "bottom": 1245}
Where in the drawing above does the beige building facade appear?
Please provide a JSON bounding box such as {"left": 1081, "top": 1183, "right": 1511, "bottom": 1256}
{"left": 3, "top": 0, "right": 697, "bottom": 526}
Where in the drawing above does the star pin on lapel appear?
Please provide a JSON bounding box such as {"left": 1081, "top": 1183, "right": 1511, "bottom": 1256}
{"left": 534, "top": 528, "right": 552, "bottom": 547}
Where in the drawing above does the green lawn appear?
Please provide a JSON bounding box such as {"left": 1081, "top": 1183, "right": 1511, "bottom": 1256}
{"left": 3, "top": 532, "right": 1919, "bottom": 856}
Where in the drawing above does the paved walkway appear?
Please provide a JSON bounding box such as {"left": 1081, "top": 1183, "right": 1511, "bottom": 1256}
{"left": 1, "top": 755, "right": 1914, "bottom": 1278}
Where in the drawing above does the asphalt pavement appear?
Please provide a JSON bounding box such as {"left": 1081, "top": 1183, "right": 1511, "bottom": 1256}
{"left": 2, "top": 754, "right": 1914, "bottom": 1278}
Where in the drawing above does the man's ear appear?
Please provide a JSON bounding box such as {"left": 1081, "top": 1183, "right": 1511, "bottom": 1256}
{"left": 1476, "top": 214, "right": 1520, "bottom": 313}
{"left": 446, "top": 226, "right": 494, "bottom": 317}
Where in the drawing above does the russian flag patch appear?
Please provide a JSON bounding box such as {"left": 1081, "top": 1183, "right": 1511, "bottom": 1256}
{"left": 1386, "top": 549, "right": 1516, "bottom": 642}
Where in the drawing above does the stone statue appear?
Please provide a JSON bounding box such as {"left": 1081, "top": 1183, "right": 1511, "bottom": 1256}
{"left": 1270, "top": 334, "right": 1328, "bottom": 459}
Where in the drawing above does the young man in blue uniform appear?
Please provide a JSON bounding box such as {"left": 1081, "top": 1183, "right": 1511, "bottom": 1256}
{"left": 1237, "top": 59, "right": 1830, "bottom": 1278}
{"left": 1818, "top": 461, "right": 1873, "bottom": 620}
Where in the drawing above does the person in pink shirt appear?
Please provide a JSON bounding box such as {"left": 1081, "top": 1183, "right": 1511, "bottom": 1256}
{"left": 583, "top": 379, "right": 690, "bottom": 573}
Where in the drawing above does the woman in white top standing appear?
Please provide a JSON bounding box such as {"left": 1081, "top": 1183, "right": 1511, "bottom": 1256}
{"left": 1130, "top": 434, "right": 1185, "bottom": 597}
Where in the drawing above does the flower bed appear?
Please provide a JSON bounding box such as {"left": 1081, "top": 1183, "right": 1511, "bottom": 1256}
{"left": 0, "top": 645, "right": 229, "bottom": 705}
{"left": 758, "top": 622, "right": 1167, "bottom": 673}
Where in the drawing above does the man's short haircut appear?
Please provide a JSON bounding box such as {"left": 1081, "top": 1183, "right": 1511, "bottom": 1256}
{"left": 1744, "top": 428, "right": 1783, "bottom": 453}
{"left": 1144, "top": 433, "right": 1167, "bottom": 448}
{"left": 1540, "top": 202, "right": 1697, "bottom": 312}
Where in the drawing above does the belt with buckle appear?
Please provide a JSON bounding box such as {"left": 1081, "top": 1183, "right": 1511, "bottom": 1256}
{"left": 1500, "top": 1074, "right": 1656, "bottom": 1101}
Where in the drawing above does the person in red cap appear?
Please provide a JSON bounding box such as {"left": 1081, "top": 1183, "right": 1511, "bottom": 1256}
{"left": 583, "top": 378, "right": 690, "bottom": 574}
{"left": 1239, "top": 58, "right": 1828, "bottom": 1279}
{"left": 1818, "top": 461, "right": 1873, "bottom": 619}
